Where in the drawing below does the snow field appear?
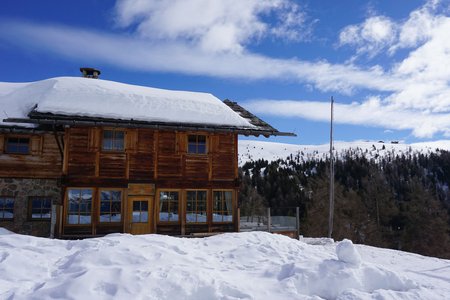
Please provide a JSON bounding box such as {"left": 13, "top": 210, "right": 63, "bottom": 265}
{"left": 1, "top": 229, "right": 449, "bottom": 299}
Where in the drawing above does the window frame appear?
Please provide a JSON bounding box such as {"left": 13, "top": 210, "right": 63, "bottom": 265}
{"left": 28, "top": 196, "right": 52, "bottom": 221}
{"left": 185, "top": 190, "right": 208, "bottom": 224}
{"left": 187, "top": 134, "right": 207, "bottom": 155}
{"left": 131, "top": 200, "right": 150, "bottom": 223}
{"left": 98, "top": 189, "right": 123, "bottom": 223}
{"left": 212, "top": 190, "right": 234, "bottom": 223}
{"left": 65, "top": 188, "right": 94, "bottom": 226}
{"left": 157, "top": 189, "right": 180, "bottom": 224}
{"left": 0, "top": 196, "right": 14, "bottom": 220}
{"left": 4, "top": 136, "right": 30, "bottom": 155}
{"left": 102, "top": 128, "right": 125, "bottom": 152}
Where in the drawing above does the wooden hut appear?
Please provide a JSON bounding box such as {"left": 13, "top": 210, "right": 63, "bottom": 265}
{"left": 0, "top": 75, "right": 293, "bottom": 238}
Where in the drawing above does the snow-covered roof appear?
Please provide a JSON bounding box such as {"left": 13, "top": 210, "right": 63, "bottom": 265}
{"left": 1, "top": 77, "right": 257, "bottom": 130}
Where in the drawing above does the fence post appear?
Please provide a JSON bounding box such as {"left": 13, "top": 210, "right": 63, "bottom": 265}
{"left": 237, "top": 207, "right": 240, "bottom": 232}
{"left": 267, "top": 207, "right": 271, "bottom": 233}
{"left": 296, "top": 207, "right": 300, "bottom": 240}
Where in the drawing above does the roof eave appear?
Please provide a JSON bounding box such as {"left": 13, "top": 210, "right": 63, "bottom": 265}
{"left": 3, "top": 116, "right": 296, "bottom": 137}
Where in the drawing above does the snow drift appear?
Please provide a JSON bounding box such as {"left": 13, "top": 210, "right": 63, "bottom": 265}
{"left": 1, "top": 230, "right": 449, "bottom": 299}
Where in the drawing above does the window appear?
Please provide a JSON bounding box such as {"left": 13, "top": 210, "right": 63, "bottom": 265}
{"left": 67, "top": 189, "right": 92, "bottom": 225}
{"left": 29, "top": 197, "right": 51, "bottom": 220}
{"left": 102, "top": 129, "right": 124, "bottom": 151}
{"left": 213, "top": 191, "right": 233, "bottom": 222}
{"left": 99, "top": 190, "right": 122, "bottom": 223}
{"left": 159, "top": 191, "right": 179, "bottom": 222}
{"left": 0, "top": 197, "right": 14, "bottom": 220}
{"left": 5, "top": 137, "right": 30, "bottom": 154}
{"left": 186, "top": 190, "right": 207, "bottom": 223}
{"left": 132, "top": 201, "right": 149, "bottom": 223}
{"left": 188, "top": 135, "right": 206, "bottom": 154}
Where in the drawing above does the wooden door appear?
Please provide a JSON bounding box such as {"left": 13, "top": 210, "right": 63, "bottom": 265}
{"left": 128, "top": 196, "right": 153, "bottom": 234}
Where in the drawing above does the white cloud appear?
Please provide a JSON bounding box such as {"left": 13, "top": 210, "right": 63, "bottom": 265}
{"left": 113, "top": 0, "right": 309, "bottom": 53}
{"left": 339, "top": 16, "right": 397, "bottom": 57}
{"left": 0, "top": 20, "right": 404, "bottom": 95}
{"left": 244, "top": 98, "right": 450, "bottom": 138}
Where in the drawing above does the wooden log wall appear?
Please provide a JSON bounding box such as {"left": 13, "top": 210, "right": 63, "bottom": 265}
{"left": 0, "top": 133, "right": 62, "bottom": 178}
{"left": 63, "top": 127, "right": 238, "bottom": 184}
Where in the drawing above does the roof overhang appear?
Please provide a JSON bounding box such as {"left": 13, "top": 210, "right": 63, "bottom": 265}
{"left": 4, "top": 112, "right": 295, "bottom": 137}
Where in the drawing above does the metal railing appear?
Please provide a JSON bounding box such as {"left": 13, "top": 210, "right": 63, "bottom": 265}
{"left": 239, "top": 207, "right": 300, "bottom": 239}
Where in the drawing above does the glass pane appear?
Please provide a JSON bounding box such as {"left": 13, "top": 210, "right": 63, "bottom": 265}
{"left": 188, "top": 144, "right": 197, "bottom": 153}
{"left": 132, "top": 211, "right": 141, "bottom": 223}
{"left": 141, "top": 211, "right": 148, "bottom": 222}
{"left": 103, "top": 130, "right": 113, "bottom": 150}
{"left": 100, "top": 202, "right": 110, "bottom": 212}
{"left": 114, "top": 131, "right": 124, "bottom": 150}
{"left": 142, "top": 201, "right": 148, "bottom": 211}
{"left": 101, "top": 191, "right": 110, "bottom": 201}
{"left": 188, "top": 135, "right": 197, "bottom": 143}
{"left": 197, "top": 145, "right": 206, "bottom": 154}
{"left": 111, "top": 201, "right": 121, "bottom": 213}
{"left": 111, "top": 191, "right": 122, "bottom": 201}
{"left": 197, "top": 135, "right": 206, "bottom": 143}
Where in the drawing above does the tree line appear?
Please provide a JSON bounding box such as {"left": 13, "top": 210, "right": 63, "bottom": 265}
{"left": 239, "top": 148, "right": 450, "bottom": 258}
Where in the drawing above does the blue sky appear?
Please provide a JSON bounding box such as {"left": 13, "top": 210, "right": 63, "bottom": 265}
{"left": 1, "top": 0, "right": 449, "bottom": 145}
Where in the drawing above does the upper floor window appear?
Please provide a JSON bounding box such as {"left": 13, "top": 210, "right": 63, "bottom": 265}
{"left": 67, "top": 188, "right": 92, "bottom": 225}
{"left": 99, "top": 190, "right": 122, "bottom": 223}
{"left": 0, "top": 197, "right": 14, "bottom": 220}
{"left": 102, "top": 129, "right": 124, "bottom": 151}
{"left": 188, "top": 135, "right": 206, "bottom": 154}
{"left": 5, "top": 137, "right": 30, "bottom": 154}
{"left": 29, "top": 197, "right": 52, "bottom": 220}
{"left": 159, "top": 191, "right": 179, "bottom": 222}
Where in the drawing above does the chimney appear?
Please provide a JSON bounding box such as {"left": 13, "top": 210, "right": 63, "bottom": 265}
{"left": 80, "top": 67, "right": 101, "bottom": 79}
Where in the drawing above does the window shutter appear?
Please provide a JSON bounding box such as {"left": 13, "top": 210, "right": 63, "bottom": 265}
{"left": 88, "top": 128, "right": 100, "bottom": 152}
{"left": 0, "top": 135, "right": 4, "bottom": 153}
{"left": 30, "top": 136, "right": 42, "bottom": 155}
{"left": 178, "top": 132, "right": 186, "bottom": 154}
{"left": 126, "top": 129, "right": 138, "bottom": 153}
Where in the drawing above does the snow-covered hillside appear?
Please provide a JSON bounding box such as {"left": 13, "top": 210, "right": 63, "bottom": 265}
{"left": 239, "top": 139, "right": 450, "bottom": 166}
{"left": 1, "top": 229, "right": 449, "bottom": 299}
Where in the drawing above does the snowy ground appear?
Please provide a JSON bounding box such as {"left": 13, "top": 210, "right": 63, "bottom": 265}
{"left": 1, "top": 229, "right": 449, "bottom": 299}
{"left": 238, "top": 139, "right": 450, "bottom": 166}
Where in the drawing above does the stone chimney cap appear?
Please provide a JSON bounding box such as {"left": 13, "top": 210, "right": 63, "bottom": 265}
{"left": 80, "top": 67, "right": 101, "bottom": 78}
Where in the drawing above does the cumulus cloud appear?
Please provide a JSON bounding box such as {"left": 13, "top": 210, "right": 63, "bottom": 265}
{"left": 339, "top": 16, "right": 397, "bottom": 58}
{"left": 113, "top": 0, "right": 310, "bottom": 53}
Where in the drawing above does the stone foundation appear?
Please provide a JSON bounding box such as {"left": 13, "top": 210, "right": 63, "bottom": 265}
{"left": 0, "top": 178, "right": 61, "bottom": 237}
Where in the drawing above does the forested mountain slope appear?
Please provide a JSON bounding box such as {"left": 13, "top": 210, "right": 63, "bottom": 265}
{"left": 238, "top": 140, "right": 450, "bottom": 258}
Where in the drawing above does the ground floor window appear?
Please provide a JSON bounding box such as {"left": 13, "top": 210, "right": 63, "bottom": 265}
{"left": 99, "top": 190, "right": 122, "bottom": 223}
{"left": 132, "top": 200, "right": 149, "bottom": 223}
{"left": 186, "top": 190, "right": 207, "bottom": 223}
{"left": 67, "top": 189, "right": 92, "bottom": 225}
{"left": 159, "top": 191, "right": 179, "bottom": 222}
{"left": 213, "top": 191, "right": 233, "bottom": 222}
{"left": 0, "top": 197, "right": 14, "bottom": 220}
{"left": 29, "top": 197, "right": 51, "bottom": 220}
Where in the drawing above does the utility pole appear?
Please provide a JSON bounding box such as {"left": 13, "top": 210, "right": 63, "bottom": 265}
{"left": 328, "top": 96, "right": 335, "bottom": 239}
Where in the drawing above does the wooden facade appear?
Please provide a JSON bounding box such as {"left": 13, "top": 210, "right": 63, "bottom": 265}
{"left": 60, "top": 127, "right": 239, "bottom": 237}
{"left": 0, "top": 132, "right": 62, "bottom": 179}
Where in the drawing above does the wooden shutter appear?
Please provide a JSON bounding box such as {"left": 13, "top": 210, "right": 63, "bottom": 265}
{"left": 126, "top": 129, "right": 138, "bottom": 153}
{"left": 30, "top": 136, "right": 42, "bottom": 155}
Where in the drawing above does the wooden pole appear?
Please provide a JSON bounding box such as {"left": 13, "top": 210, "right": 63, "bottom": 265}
{"left": 296, "top": 206, "right": 300, "bottom": 240}
{"left": 267, "top": 207, "right": 271, "bottom": 233}
{"left": 328, "top": 96, "right": 335, "bottom": 239}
